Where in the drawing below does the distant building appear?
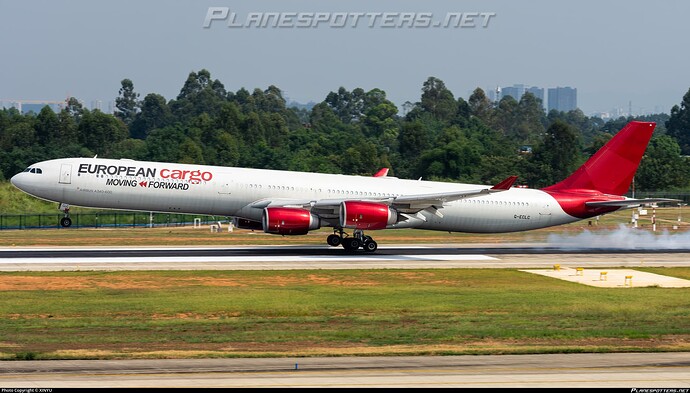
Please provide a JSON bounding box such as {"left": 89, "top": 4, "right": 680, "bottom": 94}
{"left": 487, "top": 87, "right": 500, "bottom": 103}
{"left": 498, "top": 84, "right": 544, "bottom": 109}
{"left": 547, "top": 87, "right": 577, "bottom": 112}
{"left": 1, "top": 99, "right": 65, "bottom": 114}
{"left": 526, "top": 86, "right": 544, "bottom": 106}
{"left": 501, "top": 84, "right": 526, "bottom": 101}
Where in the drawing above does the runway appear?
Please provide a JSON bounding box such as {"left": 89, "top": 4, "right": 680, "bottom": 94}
{"left": 1, "top": 244, "right": 690, "bottom": 271}
{"left": 1, "top": 353, "right": 689, "bottom": 388}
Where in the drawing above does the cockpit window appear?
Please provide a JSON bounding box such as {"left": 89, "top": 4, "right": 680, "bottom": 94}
{"left": 23, "top": 167, "right": 31, "bottom": 172}
{"left": 35, "top": 168, "right": 42, "bottom": 174}
{"left": 24, "top": 167, "right": 43, "bottom": 174}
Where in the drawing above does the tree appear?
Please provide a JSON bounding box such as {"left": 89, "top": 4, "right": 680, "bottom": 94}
{"left": 468, "top": 88, "right": 493, "bottom": 124}
{"left": 35, "top": 106, "right": 59, "bottom": 145}
{"left": 146, "top": 126, "right": 187, "bottom": 162}
{"left": 524, "top": 120, "right": 581, "bottom": 187}
{"left": 635, "top": 135, "right": 689, "bottom": 190}
{"left": 666, "top": 88, "right": 690, "bottom": 154}
{"left": 115, "top": 79, "right": 140, "bottom": 125}
{"left": 415, "top": 126, "right": 482, "bottom": 181}
{"left": 454, "top": 97, "right": 471, "bottom": 126}
{"left": 65, "top": 97, "right": 84, "bottom": 121}
{"left": 514, "top": 92, "right": 545, "bottom": 144}
{"left": 420, "top": 77, "right": 457, "bottom": 122}
{"left": 56, "top": 109, "right": 79, "bottom": 146}
{"left": 110, "top": 138, "right": 149, "bottom": 160}
{"left": 77, "top": 110, "right": 128, "bottom": 155}
{"left": 324, "top": 87, "right": 365, "bottom": 123}
{"left": 260, "top": 85, "right": 287, "bottom": 113}
{"left": 491, "top": 96, "right": 518, "bottom": 135}
{"left": 172, "top": 69, "right": 227, "bottom": 120}
{"left": 130, "top": 93, "right": 172, "bottom": 139}
{"left": 178, "top": 70, "right": 208, "bottom": 99}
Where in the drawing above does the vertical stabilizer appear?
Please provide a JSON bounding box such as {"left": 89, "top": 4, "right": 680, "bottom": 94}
{"left": 543, "top": 121, "right": 655, "bottom": 195}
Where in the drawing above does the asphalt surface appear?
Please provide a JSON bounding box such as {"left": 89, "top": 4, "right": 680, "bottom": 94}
{"left": 1, "top": 244, "right": 690, "bottom": 271}
{"left": 1, "top": 353, "right": 690, "bottom": 388}
{"left": 3, "top": 244, "right": 690, "bottom": 258}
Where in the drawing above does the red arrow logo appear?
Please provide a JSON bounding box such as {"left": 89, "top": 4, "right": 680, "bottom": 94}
{"left": 139, "top": 181, "right": 147, "bottom": 187}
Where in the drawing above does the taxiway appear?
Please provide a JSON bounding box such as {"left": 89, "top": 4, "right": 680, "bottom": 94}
{"left": 1, "top": 352, "right": 689, "bottom": 388}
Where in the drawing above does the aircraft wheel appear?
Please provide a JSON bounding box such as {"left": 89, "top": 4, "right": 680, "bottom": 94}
{"left": 326, "top": 234, "right": 341, "bottom": 247}
{"left": 363, "top": 239, "right": 378, "bottom": 252}
{"left": 60, "top": 217, "right": 72, "bottom": 228}
{"left": 342, "top": 237, "right": 360, "bottom": 251}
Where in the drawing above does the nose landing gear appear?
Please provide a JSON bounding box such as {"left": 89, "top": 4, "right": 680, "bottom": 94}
{"left": 326, "top": 228, "right": 378, "bottom": 252}
{"left": 59, "top": 203, "right": 72, "bottom": 227}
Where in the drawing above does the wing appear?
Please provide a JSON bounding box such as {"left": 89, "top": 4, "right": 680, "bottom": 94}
{"left": 244, "top": 176, "right": 519, "bottom": 219}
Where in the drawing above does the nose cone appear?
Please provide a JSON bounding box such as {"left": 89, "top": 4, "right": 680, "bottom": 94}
{"left": 10, "top": 173, "right": 23, "bottom": 189}
{"left": 10, "top": 172, "right": 33, "bottom": 195}
{"left": 10, "top": 169, "right": 55, "bottom": 201}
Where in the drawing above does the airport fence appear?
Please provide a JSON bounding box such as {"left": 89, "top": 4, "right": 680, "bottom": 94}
{"left": 0, "top": 212, "right": 229, "bottom": 230}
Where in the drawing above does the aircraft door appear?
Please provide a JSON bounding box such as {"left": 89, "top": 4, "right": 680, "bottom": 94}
{"left": 59, "top": 164, "right": 72, "bottom": 184}
{"left": 538, "top": 201, "right": 552, "bottom": 225}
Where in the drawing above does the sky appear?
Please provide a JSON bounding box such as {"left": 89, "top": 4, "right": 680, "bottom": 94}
{"left": 1, "top": 0, "right": 689, "bottom": 116}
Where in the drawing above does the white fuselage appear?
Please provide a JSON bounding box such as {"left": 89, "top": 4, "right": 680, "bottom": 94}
{"left": 10, "top": 158, "right": 581, "bottom": 233}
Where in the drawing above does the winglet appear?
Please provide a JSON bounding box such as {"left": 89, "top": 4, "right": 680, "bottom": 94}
{"left": 491, "top": 176, "right": 518, "bottom": 191}
{"left": 373, "top": 168, "right": 389, "bottom": 177}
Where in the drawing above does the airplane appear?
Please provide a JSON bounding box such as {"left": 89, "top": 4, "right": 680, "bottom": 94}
{"left": 10, "top": 121, "right": 677, "bottom": 252}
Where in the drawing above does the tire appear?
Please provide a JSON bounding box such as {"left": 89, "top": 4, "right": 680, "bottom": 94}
{"left": 326, "top": 234, "right": 341, "bottom": 247}
{"left": 342, "top": 237, "right": 360, "bottom": 251}
{"left": 60, "top": 217, "right": 72, "bottom": 228}
{"left": 364, "top": 240, "right": 378, "bottom": 252}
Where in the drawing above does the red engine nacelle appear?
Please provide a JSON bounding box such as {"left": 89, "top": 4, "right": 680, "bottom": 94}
{"left": 339, "top": 201, "right": 397, "bottom": 230}
{"left": 262, "top": 207, "right": 320, "bottom": 235}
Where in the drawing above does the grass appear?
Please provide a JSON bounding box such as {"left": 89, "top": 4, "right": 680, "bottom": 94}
{"left": 0, "top": 269, "right": 689, "bottom": 359}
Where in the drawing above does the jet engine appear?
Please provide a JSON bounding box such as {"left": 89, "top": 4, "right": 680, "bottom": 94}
{"left": 262, "top": 207, "right": 320, "bottom": 235}
{"left": 339, "top": 201, "right": 397, "bottom": 230}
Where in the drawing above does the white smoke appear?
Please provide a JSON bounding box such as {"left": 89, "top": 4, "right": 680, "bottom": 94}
{"left": 546, "top": 223, "right": 690, "bottom": 250}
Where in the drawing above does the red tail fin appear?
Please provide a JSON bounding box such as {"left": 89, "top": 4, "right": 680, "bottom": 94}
{"left": 543, "top": 121, "right": 655, "bottom": 195}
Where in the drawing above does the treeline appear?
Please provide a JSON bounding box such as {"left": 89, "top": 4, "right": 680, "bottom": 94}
{"left": 1, "top": 70, "right": 690, "bottom": 191}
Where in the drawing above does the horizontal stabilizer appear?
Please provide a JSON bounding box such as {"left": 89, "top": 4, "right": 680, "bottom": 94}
{"left": 585, "top": 198, "right": 680, "bottom": 207}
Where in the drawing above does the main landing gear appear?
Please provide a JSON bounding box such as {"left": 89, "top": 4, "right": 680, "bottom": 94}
{"left": 326, "top": 228, "right": 378, "bottom": 252}
{"left": 59, "top": 203, "right": 72, "bottom": 228}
